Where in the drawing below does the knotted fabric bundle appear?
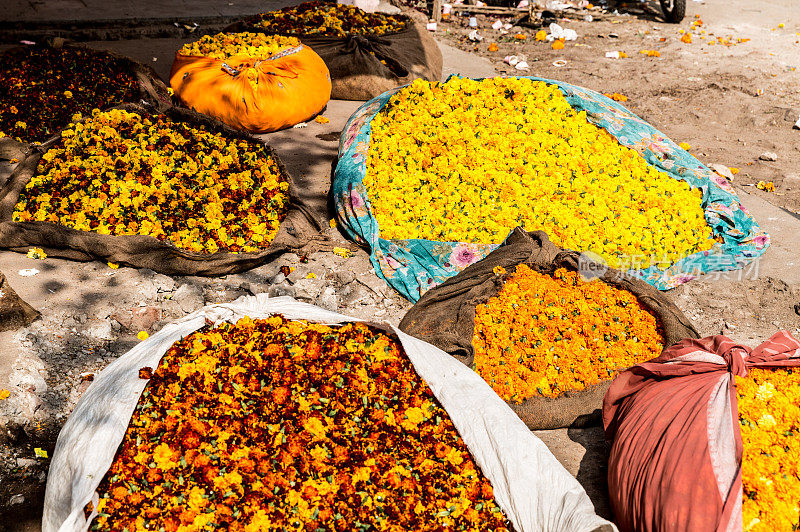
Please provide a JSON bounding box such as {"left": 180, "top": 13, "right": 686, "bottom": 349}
{"left": 603, "top": 332, "right": 800, "bottom": 532}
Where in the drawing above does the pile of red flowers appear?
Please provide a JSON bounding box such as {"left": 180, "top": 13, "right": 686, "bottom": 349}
{"left": 89, "top": 316, "right": 510, "bottom": 531}
{"left": 0, "top": 46, "right": 143, "bottom": 143}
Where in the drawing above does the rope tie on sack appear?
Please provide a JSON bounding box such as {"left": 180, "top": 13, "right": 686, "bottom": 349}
{"left": 341, "top": 34, "right": 392, "bottom": 54}
{"left": 720, "top": 344, "right": 749, "bottom": 378}
{"left": 703, "top": 331, "right": 800, "bottom": 376}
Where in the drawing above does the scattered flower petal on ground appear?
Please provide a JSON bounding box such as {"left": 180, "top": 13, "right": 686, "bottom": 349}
{"left": 26, "top": 247, "right": 47, "bottom": 259}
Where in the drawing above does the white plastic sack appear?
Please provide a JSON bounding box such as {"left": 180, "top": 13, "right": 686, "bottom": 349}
{"left": 468, "top": 30, "right": 484, "bottom": 42}
{"left": 547, "top": 23, "right": 578, "bottom": 41}
{"left": 43, "top": 295, "right": 615, "bottom": 532}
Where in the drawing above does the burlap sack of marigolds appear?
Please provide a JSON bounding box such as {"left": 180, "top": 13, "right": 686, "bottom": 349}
{"left": 400, "top": 228, "right": 700, "bottom": 429}
{"left": 227, "top": 0, "right": 442, "bottom": 101}
{"left": 43, "top": 296, "right": 615, "bottom": 532}
{"left": 0, "top": 43, "right": 169, "bottom": 144}
{"left": 0, "top": 103, "right": 322, "bottom": 276}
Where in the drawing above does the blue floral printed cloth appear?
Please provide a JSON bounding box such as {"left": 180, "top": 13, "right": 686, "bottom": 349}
{"left": 332, "top": 75, "right": 770, "bottom": 302}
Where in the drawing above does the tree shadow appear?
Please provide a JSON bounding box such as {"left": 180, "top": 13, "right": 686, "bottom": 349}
{"left": 257, "top": 127, "right": 346, "bottom": 226}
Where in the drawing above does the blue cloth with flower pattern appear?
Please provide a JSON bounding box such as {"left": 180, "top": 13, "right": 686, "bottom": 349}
{"left": 332, "top": 75, "right": 770, "bottom": 302}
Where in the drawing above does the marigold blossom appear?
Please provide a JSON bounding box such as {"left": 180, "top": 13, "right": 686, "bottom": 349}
{"left": 0, "top": 47, "right": 143, "bottom": 142}
{"left": 13, "top": 109, "right": 289, "bottom": 254}
{"left": 253, "top": 1, "right": 408, "bottom": 37}
{"left": 179, "top": 33, "right": 301, "bottom": 60}
{"left": 364, "top": 78, "right": 713, "bottom": 269}
{"left": 736, "top": 367, "right": 800, "bottom": 531}
{"left": 472, "top": 265, "right": 663, "bottom": 402}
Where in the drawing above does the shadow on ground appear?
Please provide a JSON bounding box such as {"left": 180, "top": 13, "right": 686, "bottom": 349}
{"left": 568, "top": 424, "right": 613, "bottom": 520}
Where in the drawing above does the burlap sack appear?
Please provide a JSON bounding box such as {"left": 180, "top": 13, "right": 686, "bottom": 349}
{"left": 0, "top": 103, "right": 323, "bottom": 276}
{"left": 226, "top": 14, "right": 442, "bottom": 101}
{"left": 399, "top": 228, "right": 700, "bottom": 429}
{"left": 0, "top": 271, "right": 39, "bottom": 331}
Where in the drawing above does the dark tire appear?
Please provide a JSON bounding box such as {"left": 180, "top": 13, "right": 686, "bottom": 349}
{"left": 660, "top": 0, "right": 686, "bottom": 23}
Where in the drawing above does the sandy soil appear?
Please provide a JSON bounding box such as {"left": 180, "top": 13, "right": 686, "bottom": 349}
{"left": 436, "top": 0, "right": 800, "bottom": 210}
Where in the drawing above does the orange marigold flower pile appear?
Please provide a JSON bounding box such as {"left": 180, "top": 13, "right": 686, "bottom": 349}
{"left": 89, "top": 316, "right": 510, "bottom": 531}
{"left": 13, "top": 108, "right": 289, "bottom": 254}
{"left": 472, "top": 265, "right": 663, "bottom": 402}
{"left": 736, "top": 367, "right": 800, "bottom": 531}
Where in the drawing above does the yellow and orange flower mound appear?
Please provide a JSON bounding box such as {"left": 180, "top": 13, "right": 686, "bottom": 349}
{"left": 89, "top": 316, "right": 510, "bottom": 531}
{"left": 13, "top": 108, "right": 289, "bottom": 254}
{"left": 736, "top": 367, "right": 800, "bottom": 531}
{"left": 365, "top": 77, "right": 714, "bottom": 270}
{"left": 253, "top": 1, "right": 408, "bottom": 37}
{"left": 179, "top": 33, "right": 301, "bottom": 60}
{"left": 472, "top": 265, "right": 663, "bottom": 402}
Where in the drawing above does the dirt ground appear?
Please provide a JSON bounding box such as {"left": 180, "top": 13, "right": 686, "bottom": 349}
{"left": 436, "top": 0, "right": 800, "bottom": 211}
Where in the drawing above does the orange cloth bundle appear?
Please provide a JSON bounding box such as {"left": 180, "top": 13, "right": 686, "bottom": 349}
{"left": 170, "top": 34, "right": 331, "bottom": 132}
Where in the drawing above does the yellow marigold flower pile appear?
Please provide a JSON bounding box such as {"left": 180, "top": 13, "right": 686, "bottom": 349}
{"left": 89, "top": 316, "right": 510, "bottom": 531}
{"left": 736, "top": 367, "right": 800, "bottom": 531}
{"left": 179, "top": 33, "right": 301, "bottom": 59}
{"left": 254, "top": 1, "right": 408, "bottom": 37}
{"left": 365, "top": 78, "right": 713, "bottom": 270}
{"left": 472, "top": 265, "right": 663, "bottom": 402}
{"left": 13, "top": 109, "right": 289, "bottom": 254}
